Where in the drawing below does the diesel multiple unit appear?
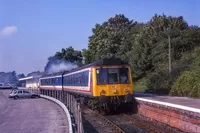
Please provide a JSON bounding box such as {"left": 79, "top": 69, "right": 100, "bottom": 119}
{"left": 39, "top": 58, "right": 134, "bottom": 113}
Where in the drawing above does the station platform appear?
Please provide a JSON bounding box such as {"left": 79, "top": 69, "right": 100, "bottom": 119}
{"left": 133, "top": 92, "right": 200, "bottom": 132}
{"left": 133, "top": 93, "right": 200, "bottom": 111}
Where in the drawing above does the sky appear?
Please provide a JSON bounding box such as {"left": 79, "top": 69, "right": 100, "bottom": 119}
{"left": 0, "top": 0, "right": 199, "bottom": 75}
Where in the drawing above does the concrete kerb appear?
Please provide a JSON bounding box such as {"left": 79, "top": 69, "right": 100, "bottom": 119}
{"left": 40, "top": 95, "right": 73, "bottom": 133}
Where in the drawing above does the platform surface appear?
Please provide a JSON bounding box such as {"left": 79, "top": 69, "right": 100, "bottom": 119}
{"left": 134, "top": 93, "right": 200, "bottom": 110}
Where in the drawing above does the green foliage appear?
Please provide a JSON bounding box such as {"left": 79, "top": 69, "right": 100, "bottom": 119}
{"left": 82, "top": 48, "right": 93, "bottom": 64}
{"left": 55, "top": 46, "right": 83, "bottom": 66}
{"left": 134, "top": 78, "right": 149, "bottom": 92}
{"left": 85, "top": 14, "right": 138, "bottom": 63}
{"left": 170, "top": 69, "right": 200, "bottom": 98}
{"left": 130, "top": 14, "right": 200, "bottom": 96}
{"left": 127, "top": 14, "right": 193, "bottom": 80}
{"left": 45, "top": 46, "right": 83, "bottom": 72}
{"left": 170, "top": 47, "right": 200, "bottom": 97}
{"left": 146, "top": 62, "right": 180, "bottom": 94}
{"left": 128, "top": 28, "right": 154, "bottom": 79}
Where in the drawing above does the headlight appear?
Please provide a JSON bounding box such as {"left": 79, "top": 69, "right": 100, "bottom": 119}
{"left": 113, "top": 90, "right": 118, "bottom": 94}
{"left": 100, "top": 90, "right": 106, "bottom": 95}
{"left": 124, "top": 88, "right": 130, "bottom": 93}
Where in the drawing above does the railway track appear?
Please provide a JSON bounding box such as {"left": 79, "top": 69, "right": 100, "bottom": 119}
{"left": 120, "top": 114, "right": 161, "bottom": 133}
{"left": 105, "top": 114, "right": 184, "bottom": 133}
{"left": 81, "top": 105, "right": 184, "bottom": 133}
{"left": 81, "top": 105, "right": 126, "bottom": 133}
{"left": 105, "top": 114, "right": 160, "bottom": 133}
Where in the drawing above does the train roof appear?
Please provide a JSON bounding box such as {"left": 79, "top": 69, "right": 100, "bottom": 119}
{"left": 41, "top": 71, "right": 65, "bottom": 78}
{"left": 41, "top": 58, "right": 129, "bottom": 78}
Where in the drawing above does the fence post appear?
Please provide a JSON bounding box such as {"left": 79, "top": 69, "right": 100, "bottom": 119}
{"left": 77, "top": 101, "right": 80, "bottom": 133}
{"left": 64, "top": 92, "right": 67, "bottom": 105}
{"left": 70, "top": 94, "right": 73, "bottom": 113}
{"left": 70, "top": 94, "right": 72, "bottom": 113}
{"left": 68, "top": 93, "right": 70, "bottom": 108}
{"left": 61, "top": 90, "right": 63, "bottom": 102}
{"left": 66, "top": 93, "right": 68, "bottom": 107}
{"left": 59, "top": 90, "right": 63, "bottom": 102}
{"left": 79, "top": 103, "right": 83, "bottom": 133}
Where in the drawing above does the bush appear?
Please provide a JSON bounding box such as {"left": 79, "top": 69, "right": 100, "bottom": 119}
{"left": 146, "top": 47, "right": 200, "bottom": 96}
{"left": 169, "top": 48, "right": 200, "bottom": 98}
{"left": 169, "top": 69, "right": 200, "bottom": 98}
{"left": 146, "top": 63, "right": 181, "bottom": 94}
{"left": 134, "top": 78, "right": 149, "bottom": 92}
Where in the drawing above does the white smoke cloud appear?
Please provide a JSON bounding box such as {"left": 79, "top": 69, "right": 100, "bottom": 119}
{"left": 47, "top": 60, "right": 78, "bottom": 74}
{"left": 0, "top": 26, "right": 18, "bottom": 37}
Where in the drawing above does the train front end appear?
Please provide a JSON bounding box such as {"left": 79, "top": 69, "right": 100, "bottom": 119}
{"left": 90, "top": 60, "right": 134, "bottom": 113}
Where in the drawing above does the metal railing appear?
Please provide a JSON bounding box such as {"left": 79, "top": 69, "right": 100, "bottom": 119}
{"left": 28, "top": 88, "right": 84, "bottom": 133}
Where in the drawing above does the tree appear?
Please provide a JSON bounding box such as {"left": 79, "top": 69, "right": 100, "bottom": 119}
{"left": 27, "top": 71, "right": 41, "bottom": 77}
{"left": 169, "top": 48, "right": 200, "bottom": 98}
{"left": 17, "top": 74, "right": 25, "bottom": 79}
{"left": 128, "top": 27, "right": 154, "bottom": 79}
{"left": 55, "top": 46, "right": 83, "bottom": 64}
{"left": 82, "top": 48, "right": 93, "bottom": 64}
{"left": 44, "top": 46, "right": 83, "bottom": 73}
{"left": 84, "top": 14, "right": 138, "bottom": 63}
{"left": 126, "top": 14, "right": 200, "bottom": 94}
{"left": 2, "top": 71, "right": 18, "bottom": 84}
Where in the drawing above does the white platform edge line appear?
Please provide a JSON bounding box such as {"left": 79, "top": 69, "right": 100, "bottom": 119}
{"left": 135, "top": 97, "right": 200, "bottom": 114}
{"left": 41, "top": 95, "right": 73, "bottom": 133}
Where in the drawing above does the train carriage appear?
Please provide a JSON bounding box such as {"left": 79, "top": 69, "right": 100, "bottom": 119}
{"left": 39, "top": 72, "right": 63, "bottom": 90}
{"left": 39, "top": 58, "right": 134, "bottom": 113}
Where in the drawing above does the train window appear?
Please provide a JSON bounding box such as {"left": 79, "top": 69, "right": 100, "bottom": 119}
{"left": 81, "top": 72, "right": 84, "bottom": 85}
{"left": 56, "top": 78, "right": 58, "bottom": 85}
{"left": 70, "top": 75, "right": 72, "bottom": 85}
{"left": 77, "top": 74, "right": 81, "bottom": 86}
{"left": 76, "top": 74, "right": 79, "bottom": 86}
{"left": 97, "top": 68, "right": 108, "bottom": 84}
{"left": 68, "top": 75, "right": 70, "bottom": 86}
{"left": 68, "top": 76, "right": 70, "bottom": 85}
{"left": 73, "top": 74, "right": 75, "bottom": 86}
{"left": 108, "top": 68, "right": 119, "bottom": 84}
{"left": 74, "top": 74, "right": 76, "bottom": 86}
{"left": 59, "top": 77, "right": 62, "bottom": 85}
{"left": 96, "top": 68, "right": 130, "bottom": 84}
{"left": 83, "top": 72, "right": 86, "bottom": 86}
{"left": 51, "top": 78, "right": 52, "bottom": 85}
{"left": 48, "top": 79, "right": 50, "bottom": 85}
{"left": 45, "top": 79, "right": 48, "bottom": 85}
{"left": 66, "top": 76, "right": 69, "bottom": 85}
{"left": 64, "top": 77, "right": 66, "bottom": 85}
{"left": 119, "top": 68, "right": 129, "bottom": 83}
{"left": 63, "top": 77, "right": 65, "bottom": 85}
{"left": 85, "top": 71, "right": 89, "bottom": 86}
{"left": 70, "top": 75, "right": 73, "bottom": 86}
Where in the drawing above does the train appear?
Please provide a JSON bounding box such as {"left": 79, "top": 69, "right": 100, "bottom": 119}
{"left": 39, "top": 58, "right": 134, "bottom": 113}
